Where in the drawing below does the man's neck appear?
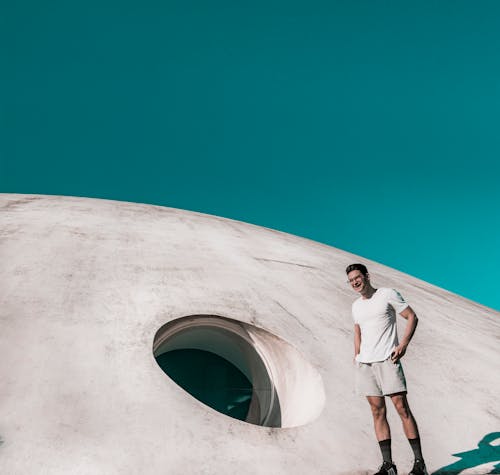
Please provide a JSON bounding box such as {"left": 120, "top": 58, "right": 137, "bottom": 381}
{"left": 361, "top": 285, "right": 377, "bottom": 299}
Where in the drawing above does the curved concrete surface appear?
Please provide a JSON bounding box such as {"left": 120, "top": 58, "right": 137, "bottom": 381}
{"left": 0, "top": 194, "right": 498, "bottom": 474}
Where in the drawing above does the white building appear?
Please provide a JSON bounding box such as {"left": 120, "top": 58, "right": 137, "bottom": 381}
{"left": 1, "top": 194, "right": 498, "bottom": 474}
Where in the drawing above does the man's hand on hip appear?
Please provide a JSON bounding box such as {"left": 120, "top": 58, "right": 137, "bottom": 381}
{"left": 390, "top": 344, "right": 407, "bottom": 363}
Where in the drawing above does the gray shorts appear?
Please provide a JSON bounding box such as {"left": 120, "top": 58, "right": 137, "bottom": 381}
{"left": 355, "top": 358, "right": 407, "bottom": 396}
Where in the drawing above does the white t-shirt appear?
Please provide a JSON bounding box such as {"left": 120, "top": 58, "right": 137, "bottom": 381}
{"left": 352, "top": 287, "right": 409, "bottom": 363}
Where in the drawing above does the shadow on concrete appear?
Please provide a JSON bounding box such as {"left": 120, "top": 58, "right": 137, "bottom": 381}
{"left": 432, "top": 432, "right": 500, "bottom": 474}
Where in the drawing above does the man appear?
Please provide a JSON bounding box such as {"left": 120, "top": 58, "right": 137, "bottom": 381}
{"left": 346, "top": 263, "right": 428, "bottom": 475}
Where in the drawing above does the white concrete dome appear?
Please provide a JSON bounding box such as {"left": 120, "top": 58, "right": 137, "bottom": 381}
{"left": 0, "top": 194, "right": 498, "bottom": 474}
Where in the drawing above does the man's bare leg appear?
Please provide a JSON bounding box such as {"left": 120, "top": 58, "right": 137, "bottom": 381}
{"left": 367, "top": 396, "right": 397, "bottom": 473}
{"left": 389, "top": 392, "right": 419, "bottom": 438}
{"left": 390, "top": 392, "right": 427, "bottom": 474}
{"left": 367, "top": 396, "right": 391, "bottom": 440}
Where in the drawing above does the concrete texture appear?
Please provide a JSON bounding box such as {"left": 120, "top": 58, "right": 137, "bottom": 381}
{"left": 0, "top": 194, "right": 498, "bottom": 475}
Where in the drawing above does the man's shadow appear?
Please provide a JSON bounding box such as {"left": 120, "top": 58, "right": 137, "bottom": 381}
{"left": 433, "top": 432, "right": 500, "bottom": 474}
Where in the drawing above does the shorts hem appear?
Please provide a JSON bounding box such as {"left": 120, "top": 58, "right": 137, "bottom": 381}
{"left": 382, "top": 388, "right": 408, "bottom": 396}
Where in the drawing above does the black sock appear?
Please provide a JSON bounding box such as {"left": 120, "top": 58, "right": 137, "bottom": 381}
{"left": 379, "top": 439, "right": 392, "bottom": 463}
{"left": 408, "top": 437, "right": 423, "bottom": 460}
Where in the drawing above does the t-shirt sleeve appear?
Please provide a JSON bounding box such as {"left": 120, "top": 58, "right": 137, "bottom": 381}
{"left": 388, "top": 288, "right": 409, "bottom": 314}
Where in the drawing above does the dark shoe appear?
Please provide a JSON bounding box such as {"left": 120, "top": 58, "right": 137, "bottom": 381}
{"left": 374, "top": 461, "right": 397, "bottom": 475}
{"left": 409, "top": 459, "right": 428, "bottom": 475}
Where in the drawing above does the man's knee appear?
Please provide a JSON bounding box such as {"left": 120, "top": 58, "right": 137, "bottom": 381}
{"left": 367, "top": 398, "right": 387, "bottom": 419}
{"left": 371, "top": 405, "right": 387, "bottom": 419}
{"left": 391, "top": 395, "right": 411, "bottom": 419}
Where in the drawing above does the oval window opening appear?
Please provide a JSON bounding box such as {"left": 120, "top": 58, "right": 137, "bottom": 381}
{"left": 153, "top": 315, "right": 325, "bottom": 428}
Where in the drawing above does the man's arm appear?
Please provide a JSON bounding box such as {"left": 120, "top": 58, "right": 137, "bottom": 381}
{"left": 391, "top": 306, "right": 418, "bottom": 362}
{"left": 354, "top": 323, "right": 361, "bottom": 363}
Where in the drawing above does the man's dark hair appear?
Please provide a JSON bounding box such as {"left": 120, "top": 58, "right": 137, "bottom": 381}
{"left": 345, "top": 263, "right": 368, "bottom": 276}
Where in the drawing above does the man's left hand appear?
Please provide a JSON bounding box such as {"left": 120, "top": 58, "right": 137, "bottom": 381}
{"left": 390, "top": 344, "right": 407, "bottom": 363}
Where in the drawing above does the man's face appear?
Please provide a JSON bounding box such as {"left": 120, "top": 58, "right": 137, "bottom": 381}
{"left": 347, "top": 270, "right": 368, "bottom": 293}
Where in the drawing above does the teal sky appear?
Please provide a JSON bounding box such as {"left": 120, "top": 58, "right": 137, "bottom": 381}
{"left": 2, "top": 1, "right": 499, "bottom": 311}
